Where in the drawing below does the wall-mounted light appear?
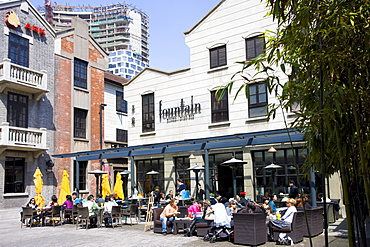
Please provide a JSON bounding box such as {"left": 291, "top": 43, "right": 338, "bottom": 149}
{"left": 132, "top": 105, "right": 135, "bottom": 114}
{"left": 46, "top": 160, "right": 54, "bottom": 173}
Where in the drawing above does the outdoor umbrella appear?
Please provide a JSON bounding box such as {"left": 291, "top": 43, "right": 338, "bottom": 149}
{"left": 113, "top": 173, "right": 124, "bottom": 200}
{"left": 33, "top": 167, "right": 45, "bottom": 207}
{"left": 58, "top": 170, "right": 71, "bottom": 205}
{"left": 101, "top": 173, "right": 111, "bottom": 199}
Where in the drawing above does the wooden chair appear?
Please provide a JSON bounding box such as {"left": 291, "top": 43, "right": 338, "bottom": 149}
{"left": 103, "top": 206, "right": 122, "bottom": 228}
{"left": 272, "top": 211, "right": 304, "bottom": 243}
{"left": 121, "top": 204, "right": 139, "bottom": 225}
{"left": 21, "top": 207, "right": 34, "bottom": 228}
{"left": 233, "top": 212, "right": 268, "bottom": 245}
{"left": 76, "top": 206, "right": 89, "bottom": 230}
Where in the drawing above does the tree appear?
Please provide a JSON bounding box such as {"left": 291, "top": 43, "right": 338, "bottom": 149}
{"left": 219, "top": 0, "right": 370, "bottom": 246}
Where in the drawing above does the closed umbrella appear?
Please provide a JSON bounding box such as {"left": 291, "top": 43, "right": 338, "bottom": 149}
{"left": 33, "top": 168, "right": 45, "bottom": 207}
{"left": 101, "top": 173, "right": 111, "bottom": 199}
{"left": 113, "top": 173, "right": 124, "bottom": 200}
{"left": 58, "top": 170, "right": 71, "bottom": 205}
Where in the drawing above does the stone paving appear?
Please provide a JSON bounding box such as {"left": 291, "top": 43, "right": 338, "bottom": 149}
{"left": 2, "top": 217, "right": 348, "bottom": 247}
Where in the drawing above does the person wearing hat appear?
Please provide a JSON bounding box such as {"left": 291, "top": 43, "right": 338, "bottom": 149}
{"left": 239, "top": 192, "right": 249, "bottom": 207}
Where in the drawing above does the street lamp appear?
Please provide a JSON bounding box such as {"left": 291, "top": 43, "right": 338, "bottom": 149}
{"left": 265, "top": 163, "right": 282, "bottom": 195}
{"left": 187, "top": 165, "right": 205, "bottom": 199}
{"left": 88, "top": 169, "right": 106, "bottom": 198}
{"left": 220, "top": 157, "right": 248, "bottom": 199}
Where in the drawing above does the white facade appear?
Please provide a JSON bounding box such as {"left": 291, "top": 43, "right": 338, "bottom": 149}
{"left": 126, "top": 0, "right": 285, "bottom": 146}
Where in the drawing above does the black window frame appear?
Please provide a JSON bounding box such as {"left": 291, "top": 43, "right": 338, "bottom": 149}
{"left": 210, "top": 45, "right": 227, "bottom": 69}
{"left": 246, "top": 36, "right": 264, "bottom": 60}
{"left": 74, "top": 58, "right": 88, "bottom": 89}
{"left": 73, "top": 160, "right": 87, "bottom": 190}
{"left": 211, "top": 90, "right": 229, "bottom": 123}
{"left": 8, "top": 33, "right": 29, "bottom": 67}
{"left": 248, "top": 83, "right": 268, "bottom": 118}
{"left": 4, "top": 157, "right": 25, "bottom": 193}
{"left": 7, "top": 92, "right": 28, "bottom": 128}
{"left": 74, "top": 108, "right": 87, "bottom": 138}
{"left": 174, "top": 157, "right": 191, "bottom": 192}
{"left": 142, "top": 93, "right": 155, "bottom": 133}
{"left": 136, "top": 158, "right": 164, "bottom": 194}
{"left": 116, "top": 91, "right": 128, "bottom": 113}
{"left": 116, "top": 128, "right": 128, "bottom": 143}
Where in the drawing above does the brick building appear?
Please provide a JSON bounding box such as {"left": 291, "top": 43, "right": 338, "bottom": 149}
{"left": 54, "top": 16, "right": 107, "bottom": 197}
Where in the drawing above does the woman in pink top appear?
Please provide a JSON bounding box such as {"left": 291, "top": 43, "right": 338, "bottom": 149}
{"left": 187, "top": 201, "right": 202, "bottom": 217}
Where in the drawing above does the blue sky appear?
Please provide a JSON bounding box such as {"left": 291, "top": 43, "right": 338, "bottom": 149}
{"left": 30, "top": 0, "right": 220, "bottom": 72}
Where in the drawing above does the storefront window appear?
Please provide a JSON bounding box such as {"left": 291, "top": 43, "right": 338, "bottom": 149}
{"left": 174, "top": 157, "right": 190, "bottom": 193}
{"left": 252, "top": 148, "right": 312, "bottom": 202}
{"left": 208, "top": 152, "right": 244, "bottom": 198}
{"left": 136, "top": 158, "right": 164, "bottom": 194}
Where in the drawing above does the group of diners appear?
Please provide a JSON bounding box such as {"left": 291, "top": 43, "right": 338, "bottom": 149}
{"left": 21, "top": 192, "right": 123, "bottom": 227}
{"left": 158, "top": 189, "right": 314, "bottom": 242}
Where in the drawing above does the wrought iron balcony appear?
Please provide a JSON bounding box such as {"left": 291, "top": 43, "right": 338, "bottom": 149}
{"left": 0, "top": 58, "right": 49, "bottom": 101}
{"left": 0, "top": 122, "right": 47, "bottom": 157}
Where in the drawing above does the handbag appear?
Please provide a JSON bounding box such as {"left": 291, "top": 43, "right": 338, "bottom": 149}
{"left": 204, "top": 207, "right": 214, "bottom": 220}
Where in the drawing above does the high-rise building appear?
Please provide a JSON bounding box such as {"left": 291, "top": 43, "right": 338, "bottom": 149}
{"left": 38, "top": 2, "right": 149, "bottom": 80}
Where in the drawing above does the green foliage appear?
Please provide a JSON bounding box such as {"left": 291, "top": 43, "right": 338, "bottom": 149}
{"left": 222, "top": 0, "right": 370, "bottom": 244}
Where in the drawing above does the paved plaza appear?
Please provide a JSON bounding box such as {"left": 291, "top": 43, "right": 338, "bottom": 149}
{"left": 1, "top": 216, "right": 349, "bottom": 247}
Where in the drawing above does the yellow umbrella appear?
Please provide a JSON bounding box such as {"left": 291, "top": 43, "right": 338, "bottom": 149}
{"left": 58, "top": 170, "right": 71, "bottom": 205}
{"left": 101, "top": 173, "right": 111, "bottom": 199}
{"left": 113, "top": 173, "right": 124, "bottom": 200}
{"left": 33, "top": 168, "right": 45, "bottom": 207}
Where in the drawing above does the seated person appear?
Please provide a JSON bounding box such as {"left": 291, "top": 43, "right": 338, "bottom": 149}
{"left": 257, "top": 197, "right": 272, "bottom": 217}
{"left": 187, "top": 200, "right": 202, "bottom": 217}
{"left": 83, "top": 194, "right": 99, "bottom": 227}
{"left": 184, "top": 200, "right": 210, "bottom": 237}
{"left": 238, "top": 201, "right": 257, "bottom": 213}
{"left": 26, "top": 198, "right": 38, "bottom": 209}
{"left": 73, "top": 194, "right": 86, "bottom": 205}
{"left": 165, "top": 190, "right": 174, "bottom": 200}
{"left": 212, "top": 197, "right": 231, "bottom": 228}
{"left": 42, "top": 195, "right": 59, "bottom": 225}
{"left": 303, "top": 194, "right": 312, "bottom": 209}
{"left": 103, "top": 195, "right": 118, "bottom": 226}
{"left": 160, "top": 198, "right": 180, "bottom": 235}
{"left": 226, "top": 199, "right": 238, "bottom": 216}
{"left": 268, "top": 198, "right": 297, "bottom": 240}
{"left": 269, "top": 194, "right": 278, "bottom": 213}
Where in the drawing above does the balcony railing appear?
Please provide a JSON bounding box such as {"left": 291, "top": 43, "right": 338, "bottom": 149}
{"left": 0, "top": 58, "right": 48, "bottom": 101}
{"left": 0, "top": 122, "right": 47, "bottom": 151}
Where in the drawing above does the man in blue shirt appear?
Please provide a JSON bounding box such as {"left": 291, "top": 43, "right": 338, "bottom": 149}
{"left": 288, "top": 180, "right": 299, "bottom": 198}
{"left": 176, "top": 179, "right": 186, "bottom": 195}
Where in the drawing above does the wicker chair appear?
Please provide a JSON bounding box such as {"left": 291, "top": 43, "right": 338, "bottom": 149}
{"left": 76, "top": 206, "right": 90, "bottom": 230}
{"left": 299, "top": 207, "right": 323, "bottom": 237}
{"left": 272, "top": 211, "right": 304, "bottom": 243}
{"left": 177, "top": 206, "right": 188, "bottom": 218}
{"left": 153, "top": 208, "right": 173, "bottom": 233}
{"left": 195, "top": 220, "right": 213, "bottom": 237}
{"left": 233, "top": 213, "right": 268, "bottom": 246}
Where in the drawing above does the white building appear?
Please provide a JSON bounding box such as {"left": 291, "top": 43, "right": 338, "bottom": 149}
{"left": 123, "top": 0, "right": 342, "bottom": 203}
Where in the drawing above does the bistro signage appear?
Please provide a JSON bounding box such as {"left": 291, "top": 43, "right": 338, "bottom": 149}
{"left": 159, "top": 96, "right": 201, "bottom": 122}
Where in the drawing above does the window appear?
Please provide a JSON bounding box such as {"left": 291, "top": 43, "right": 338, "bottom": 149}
{"left": 252, "top": 148, "right": 311, "bottom": 202}
{"left": 74, "top": 108, "right": 87, "bottom": 138}
{"left": 74, "top": 58, "right": 88, "bottom": 89}
{"left": 142, "top": 93, "right": 155, "bottom": 132}
{"left": 174, "top": 157, "right": 190, "bottom": 192}
{"left": 8, "top": 33, "right": 29, "bottom": 67}
{"left": 73, "top": 161, "right": 87, "bottom": 190}
{"left": 209, "top": 45, "right": 227, "bottom": 69}
{"left": 7, "top": 92, "right": 28, "bottom": 128}
{"left": 116, "top": 128, "right": 128, "bottom": 143}
{"left": 211, "top": 90, "right": 229, "bottom": 123}
{"left": 246, "top": 36, "right": 264, "bottom": 60}
{"left": 136, "top": 158, "right": 164, "bottom": 194}
{"left": 248, "top": 83, "right": 267, "bottom": 118}
{"left": 116, "top": 91, "right": 127, "bottom": 113}
{"left": 4, "top": 157, "right": 25, "bottom": 193}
